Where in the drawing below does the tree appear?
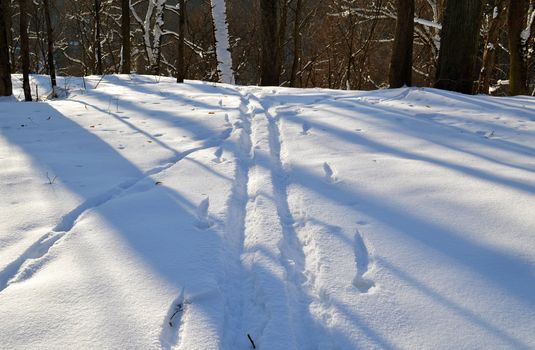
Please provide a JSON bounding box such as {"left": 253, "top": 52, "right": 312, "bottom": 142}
{"left": 389, "top": 0, "right": 414, "bottom": 88}
{"left": 210, "top": 0, "right": 235, "bottom": 84}
{"left": 0, "top": 0, "right": 12, "bottom": 96}
{"left": 478, "top": 0, "right": 507, "bottom": 94}
{"left": 43, "top": 0, "right": 57, "bottom": 97}
{"left": 121, "top": 0, "right": 131, "bottom": 74}
{"left": 435, "top": 0, "right": 483, "bottom": 94}
{"left": 176, "top": 0, "right": 185, "bottom": 83}
{"left": 289, "top": 0, "right": 302, "bottom": 87}
{"left": 507, "top": 0, "right": 533, "bottom": 95}
{"left": 94, "top": 0, "right": 103, "bottom": 75}
{"left": 260, "top": 0, "right": 279, "bottom": 86}
{"left": 19, "top": 0, "right": 32, "bottom": 101}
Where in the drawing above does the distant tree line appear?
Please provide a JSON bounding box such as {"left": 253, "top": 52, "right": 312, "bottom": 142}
{"left": 1, "top": 0, "right": 534, "bottom": 99}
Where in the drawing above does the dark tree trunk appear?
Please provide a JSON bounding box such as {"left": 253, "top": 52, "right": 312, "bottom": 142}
{"left": 121, "top": 0, "right": 131, "bottom": 74}
{"left": 260, "top": 0, "right": 279, "bottom": 86}
{"left": 389, "top": 0, "right": 414, "bottom": 88}
{"left": 478, "top": 0, "right": 506, "bottom": 94}
{"left": 289, "top": 0, "right": 302, "bottom": 87}
{"left": 19, "top": 0, "right": 31, "bottom": 101}
{"left": 43, "top": 0, "right": 57, "bottom": 97}
{"left": 0, "top": 0, "right": 12, "bottom": 96}
{"left": 435, "top": 0, "right": 483, "bottom": 94}
{"left": 508, "top": 0, "right": 529, "bottom": 95}
{"left": 94, "top": 0, "right": 103, "bottom": 75}
{"left": 176, "top": 0, "right": 185, "bottom": 83}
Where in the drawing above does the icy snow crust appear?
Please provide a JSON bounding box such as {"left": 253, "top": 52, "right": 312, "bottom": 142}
{"left": 1, "top": 75, "right": 535, "bottom": 349}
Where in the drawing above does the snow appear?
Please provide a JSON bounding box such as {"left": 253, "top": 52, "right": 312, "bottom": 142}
{"left": 1, "top": 75, "right": 535, "bottom": 349}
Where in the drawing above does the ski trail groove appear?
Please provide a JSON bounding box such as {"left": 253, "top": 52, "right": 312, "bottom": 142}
{"left": 261, "top": 96, "right": 331, "bottom": 348}
{"left": 219, "top": 90, "right": 254, "bottom": 349}
{"left": 0, "top": 128, "right": 234, "bottom": 293}
{"left": 353, "top": 227, "right": 375, "bottom": 293}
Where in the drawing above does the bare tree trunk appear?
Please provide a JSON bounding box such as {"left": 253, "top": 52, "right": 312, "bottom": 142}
{"left": 289, "top": 0, "right": 302, "bottom": 87}
{"left": 0, "top": 0, "right": 12, "bottom": 96}
{"left": 43, "top": 0, "right": 57, "bottom": 97}
{"left": 508, "top": 0, "right": 529, "bottom": 95}
{"left": 389, "top": 0, "right": 414, "bottom": 88}
{"left": 19, "top": 0, "right": 31, "bottom": 101}
{"left": 94, "top": 0, "right": 103, "bottom": 75}
{"left": 260, "top": 0, "right": 279, "bottom": 86}
{"left": 435, "top": 0, "right": 483, "bottom": 94}
{"left": 176, "top": 0, "right": 185, "bottom": 83}
{"left": 478, "top": 0, "right": 506, "bottom": 94}
{"left": 121, "top": 0, "right": 131, "bottom": 74}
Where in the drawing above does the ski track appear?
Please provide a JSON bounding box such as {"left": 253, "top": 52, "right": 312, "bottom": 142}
{"left": 220, "top": 90, "right": 328, "bottom": 349}
{"left": 217, "top": 89, "right": 253, "bottom": 350}
{"left": 0, "top": 126, "right": 234, "bottom": 294}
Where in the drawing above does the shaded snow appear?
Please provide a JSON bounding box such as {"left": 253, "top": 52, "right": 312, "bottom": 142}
{"left": 1, "top": 75, "right": 535, "bottom": 349}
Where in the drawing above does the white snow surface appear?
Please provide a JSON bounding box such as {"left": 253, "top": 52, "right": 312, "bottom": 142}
{"left": 1, "top": 75, "right": 535, "bottom": 349}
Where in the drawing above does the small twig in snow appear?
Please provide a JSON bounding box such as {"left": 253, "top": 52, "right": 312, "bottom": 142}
{"left": 247, "top": 334, "right": 256, "bottom": 349}
{"left": 46, "top": 172, "right": 57, "bottom": 185}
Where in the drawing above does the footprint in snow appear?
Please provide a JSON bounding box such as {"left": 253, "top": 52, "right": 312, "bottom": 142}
{"left": 301, "top": 122, "right": 311, "bottom": 135}
{"left": 323, "top": 162, "right": 337, "bottom": 183}
{"left": 213, "top": 147, "right": 224, "bottom": 163}
{"left": 195, "top": 197, "right": 213, "bottom": 229}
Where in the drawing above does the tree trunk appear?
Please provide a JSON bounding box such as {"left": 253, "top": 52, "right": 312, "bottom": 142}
{"left": 289, "top": 0, "right": 302, "bottom": 87}
{"left": 94, "top": 0, "right": 103, "bottom": 75}
{"left": 478, "top": 0, "right": 506, "bottom": 94}
{"left": 121, "top": 0, "right": 131, "bottom": 74}
{"left": 43, "top": 0, "right": 57, "bottom": 97}
{"left": 508, "top": 0, "right": 529, "bottom": 95}
{"left": 260, "top": 0, "right": 279, "bottom": 86}
{"left": 435, "top": 0, "right": 483, "bottom": 94}
{"left": 210, "top": 0, "right": 235, "bottom": 84}
{"left": 0, "top": 0, "right": 12, "bottom": 96}
{"left": 389, "top": 0, "right": 414, "bottom": 88}
{"left": 19, "top": 0, "right": 31, "bottom": 101}
{"left": 176, "top": 0, "right": 185, "bottom": 83}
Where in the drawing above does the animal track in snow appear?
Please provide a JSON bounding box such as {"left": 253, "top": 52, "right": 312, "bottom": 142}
{"left": 160, "top": 287, "right": 188, "bottom": 349}
{"left": 301, "top": 122, "right": 311, "bottom": 135}
{"left": 195, "top": 197, "right": 213, "bottom": 229}
{"left": 213, "top": 147, "right": 224, "bottom": 163}
{"left": 352, "top": 228, "right": 375, "bottom": 293}
{"left": 323, "top": 162, "right": 337, "bottom": 182}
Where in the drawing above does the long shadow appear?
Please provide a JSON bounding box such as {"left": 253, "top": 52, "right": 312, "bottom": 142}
{"left": 378, "top": 258, "right": 532, "bottom": 349}
{"left": 0, "top": 99, "right": 232, "bottom": 346}
{"left": 288, "top": 162, "right": 535, "bottom": 306}
{"left": 279, "top": 112, "right": 535, "bottom": 194}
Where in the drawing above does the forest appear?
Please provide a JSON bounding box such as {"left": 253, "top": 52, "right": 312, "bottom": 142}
{"left": 0, "top": 0, "right": 534, "bottom": 97}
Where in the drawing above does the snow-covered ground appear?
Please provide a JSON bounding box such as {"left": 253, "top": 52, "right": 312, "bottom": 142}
{"left": 1, "top": 75, "right": 534, "bottom": 349}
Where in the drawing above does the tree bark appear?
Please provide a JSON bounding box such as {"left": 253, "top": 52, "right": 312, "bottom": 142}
{"left": 19, "top": 0, "right": 31, "bottom": 101}
{"left": 478, "top": 0, "right": 506, "bottom": 94}
{"left": 507, "top": 0, "right": 529, "bottom": 95}
{"left": 43, "top": 0, "right": 57, "bottom": 97}
{"left": 121, "top": 0, "right": 131, "bottom": 74}
{"left": 389, "top": 0, "right": 414, "bottom": 88}
{"left": 94, "top": 0, "right": 103, "bottom": 75}
{"left": 289, "top": 0, "right": 302, "bottom": 87}
{"left": 0, "top": 0, "right": 12, "bottom": 96}
{"left": 260, "top": 0, "right": 279, "bottom": 86}
{"left": 435, "top": 0, "right": 483, "bottom": 94}
{"left": 176, "top": 0, "right": 185, "bottom": 83}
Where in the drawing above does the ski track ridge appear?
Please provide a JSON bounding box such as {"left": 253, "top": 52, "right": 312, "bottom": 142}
{"left": 0, "top": 128, "right": 234, "bottom": 294}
